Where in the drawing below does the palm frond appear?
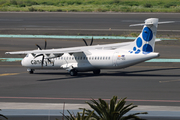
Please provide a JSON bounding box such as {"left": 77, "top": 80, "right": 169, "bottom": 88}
{"left": 81, "top": 108, "right": 100, "bottom": 119}
{"left": 121, "top": 112, "right": 148, "bottom": 120}
{"left": 110, "top": 96, "right": 117, "bottom": 113}
{"left": 98, "top": 98, "right": 110, "bottom": 119}
{"left": 0, "top": 114, "right": 8, "bottom": 120}
{"left": 86, "top": 101, "right": 103, "bottom": 118}
{"left": 119, "top": 105, "right": 138, "bottom": 119}
{"left": 0, "top": 109, "right": 8, "bottom": 120}
{"left": 115, "top": 98, "right": 126, "bottom": 111}
{"left": 81, "top": 96, "right": 147, "bottom": 120}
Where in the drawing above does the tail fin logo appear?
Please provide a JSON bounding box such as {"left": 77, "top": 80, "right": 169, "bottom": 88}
{"left": 142, "top": 27, "right": 153, "bottom": 42}
{"left": 129, "top": 26, "right": 154, "bottom": 54}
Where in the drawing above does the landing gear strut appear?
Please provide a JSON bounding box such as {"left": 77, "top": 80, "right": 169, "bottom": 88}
{"left": 27, "top": 68, "right": 34, "bottom": 74}
{"left": 69, "top": 69, "right": 78, "bottom": 76}
{"left": 93, "top": 69, "right": 100, "bottom": 75}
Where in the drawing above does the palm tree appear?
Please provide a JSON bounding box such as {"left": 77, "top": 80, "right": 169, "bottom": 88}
{"left": 82, "top": 96, "right": 147, "bottom": 120}
{"left": 62, "top": 109, "right": 95, "bottom": 120}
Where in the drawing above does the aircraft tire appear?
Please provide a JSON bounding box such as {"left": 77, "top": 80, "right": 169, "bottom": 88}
{"left": 28, "top": 69, "right": 34, "bottom": 74}
{"left": 93, "top": 69, "right": 100, "bottom": 75}
{"left": 70, "top": 69, "right": 77, "bottom": 76}
{"left": 29, "top": 70, "right": 34, "bottom": 74}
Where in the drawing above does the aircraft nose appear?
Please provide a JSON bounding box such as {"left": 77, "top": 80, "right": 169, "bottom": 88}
{"left": 21, "top": 58, "right": 25, "bottom": 66}
{"left": 21, "top": 58, "right": 29, "bottom": 67}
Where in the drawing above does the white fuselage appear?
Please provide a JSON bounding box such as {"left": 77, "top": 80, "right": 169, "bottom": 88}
{"left": 21, "top": 49, "right": 159, "bottom": 72}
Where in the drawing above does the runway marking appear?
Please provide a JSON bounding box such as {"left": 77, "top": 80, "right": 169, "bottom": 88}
{"left": 159, "top": 79, "right": 180, "bottom": 83}
{"left": 0, "top": 58, "right": 22, "bottom": 62}
{"left": 0, "top": 73, "right": 20, "bottom": 77}
{"left": 0, "top": 96, "right": 180, "bottom": 103}
{"left": 0, "top": 65, "right": 21, "bottom": 66}
{"left": 0, "top": 34, "right": 176, "bottom": 40}
{"left": 146, "top": 59, "right": 180, "bottom": 62}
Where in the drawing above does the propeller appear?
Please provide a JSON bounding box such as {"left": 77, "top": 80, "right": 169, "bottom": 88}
{"left": 34, "top": 54, "right": 44, "bottom": 67}
{"left": 35, "top": 40, "right": 50, "bottom": 67}
{"left": 90, "top": 37, "right": 93, "bottom": 46}
{"left": 82, "top": 37, "right": 93, "bottom": 46}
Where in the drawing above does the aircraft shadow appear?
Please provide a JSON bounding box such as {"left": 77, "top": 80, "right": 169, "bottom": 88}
{"left": 37, "top": 67, "right": 180, "bottom": 81}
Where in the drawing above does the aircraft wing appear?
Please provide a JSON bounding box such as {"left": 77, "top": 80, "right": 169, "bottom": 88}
{"left": 5, "top": 39, "right": 162, "bottom": 55}
{"left": 5, "top": 42, "right": 132, "bottom": 55}
{"left": 5, "top": 48, "right": 86, "bottom": 55}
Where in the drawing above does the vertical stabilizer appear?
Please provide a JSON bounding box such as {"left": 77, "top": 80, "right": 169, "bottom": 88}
{"left": 128, "top": 18, "right": 159, "bottom": 54}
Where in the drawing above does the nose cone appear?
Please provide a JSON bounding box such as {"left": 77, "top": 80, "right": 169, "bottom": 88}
{"left": 21, "top": 58, "right": 25, "bottom": 66}
{"left": 21, "top": 57, "right": 30, "bottom": 67}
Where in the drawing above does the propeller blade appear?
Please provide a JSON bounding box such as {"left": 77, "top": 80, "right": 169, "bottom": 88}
{"left": 90, "top": 37, "right": 93, "bottom": 46}
{"left": 36, "top": 44, "right": 42, "bottom": 50}
{"left": 41, "top": 55, "right": 44, "bottom": 67}
{"left": 34, "top": 54, "right": 43, "bottom": 58}
{"left": 44, "top": 40, "right": 47, "bottom": 49}
{"left": 82, "top": 38, "right": 88, "bottom": 46}
{"left": 47, "top": 59, "right": 51, "bottom": 63}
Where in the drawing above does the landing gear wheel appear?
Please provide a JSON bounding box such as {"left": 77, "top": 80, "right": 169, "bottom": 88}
{"left": 70, "top": 69, "right": 78, "bottom": 76}
{"left": 29, "top": 70, "right": 34, "bottom": 74}
{"left": 27, "top": 69, "right": 34, "bottom": 74}
{"left": 93, "top": 69, "right": 100, "bottom": 75}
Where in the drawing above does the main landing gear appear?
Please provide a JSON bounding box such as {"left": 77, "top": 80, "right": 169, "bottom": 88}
{"left": 93, "top": 69, "right": 101, "bottom": 75}
{"left": 69, "top": 69, "right": 101, "bottom": 76}
{"left": 27, "top": 68, "right": 35, "bottom": 74}
{"left": 69, "top": 69, "right": 78, "bottom": 76}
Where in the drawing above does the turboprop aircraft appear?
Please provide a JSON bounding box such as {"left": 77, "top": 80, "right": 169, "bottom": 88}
{"left": 5, "top": 18, "right": 174, "bottom": 76}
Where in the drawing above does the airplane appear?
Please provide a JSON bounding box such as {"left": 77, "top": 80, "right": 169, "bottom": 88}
{"left": 5, "top": 18, "right": 174, "bottom": 76}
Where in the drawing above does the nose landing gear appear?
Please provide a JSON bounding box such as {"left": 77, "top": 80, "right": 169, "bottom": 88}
{"left": 27, "top": 68, "right": 35, "bottom": 74}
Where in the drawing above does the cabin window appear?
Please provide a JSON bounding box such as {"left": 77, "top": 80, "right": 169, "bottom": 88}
{"left": 72, "top": 57, "right": 74, "bottom": 60}
{"left": 69, "top": 57, "right": 71, "bottom": 60}
{"left": 89, "top": 57, "right": 91, "bottom": 60}
{"left": 100, "top": 57, "right": 102, "bottom": 60}
{"left": 95, "top": 57, "right": 96, "bottom": 60}
{"left": 109, "top": 57, "right": 110, "bottom": 60}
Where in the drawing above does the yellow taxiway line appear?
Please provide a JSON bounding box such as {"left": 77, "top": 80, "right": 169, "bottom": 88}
{"left": 0, "top": 73, "right": 21, "bottom": 77}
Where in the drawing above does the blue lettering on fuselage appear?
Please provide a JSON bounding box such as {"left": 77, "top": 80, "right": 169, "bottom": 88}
{"left": 31, "top": 60, "right": 54, "bottom": 66}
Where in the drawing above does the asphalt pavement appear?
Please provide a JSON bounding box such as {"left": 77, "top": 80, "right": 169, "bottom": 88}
{"left": 0, "top": 12, "right": 180, "bottom": 120}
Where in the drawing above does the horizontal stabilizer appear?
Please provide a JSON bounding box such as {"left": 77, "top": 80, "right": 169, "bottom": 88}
{"left": 130, "top": 21, "right": 174, "bottom": 27}
{"left": 155, "top": 39, "right": 161, "bottom": 42}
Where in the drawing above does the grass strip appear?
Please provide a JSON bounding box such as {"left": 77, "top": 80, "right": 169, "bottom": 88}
{"left": 0, "top": 0, "right": 180, "bottom": 12}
